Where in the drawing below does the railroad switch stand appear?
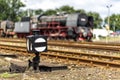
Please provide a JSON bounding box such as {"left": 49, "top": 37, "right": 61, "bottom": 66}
{"left": 28, "top": 52, "right": 40, "bottom": 72}
{"left": 26, "top": 30, "right": 47, "bottom": 72}
{"left": 32, "top": 52, "right": 40, "bottom": 71}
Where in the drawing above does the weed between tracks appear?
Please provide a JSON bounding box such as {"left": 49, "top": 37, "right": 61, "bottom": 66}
{"left": 0, "top": 72, "right": 18, "bottom": 78}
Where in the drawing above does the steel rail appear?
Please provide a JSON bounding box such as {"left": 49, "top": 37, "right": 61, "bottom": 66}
{"left": 48, "top": 42, "right": 120, "bottom": 51}
{"left": 0, "top": 38, "right": 120, "bottom": 51}
{"left": 0, "top": 43, "right": 120, "bottom": 68}
{"left": 0, "top": 38, "right": 120, "bottom": 46}
{"left": 42, "top": 52, "right": 120, "bottom": 68}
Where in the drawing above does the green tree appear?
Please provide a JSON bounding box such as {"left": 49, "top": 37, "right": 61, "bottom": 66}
{"left": 44, "top": 9, "right": 57, "bottom": 15}
{"left": 75, "top": 9, "right": 86, "bottom": 14}
{"left": 0, "top": 0, "right": 25, "bottom": 21}
{"left": 0, "top": 0, "right": 8, "bottom": 20}
{"left": 35, "top": 9, "right": 43, "bottom": 15}
{"left": 18, "top": 10, "right": 27, "bottom": 17}
{"left": 105, "top": 14, "right": 120, "bottom": 31}
{"left": 56, "top": 5, "right": 75, "bottom": 14}
{"left": 6, "top": 0, "right": 25, "bottom": 21}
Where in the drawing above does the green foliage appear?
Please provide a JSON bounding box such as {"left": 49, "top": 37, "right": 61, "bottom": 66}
{"left": 56, "top": 5, "right": 75, "bottom": 14}
{"left": 44, "top": 9, "right": 57, "bottom": 15}
{"left": 105, "top": 14, "right": 120, "bottom": 31}
{"left": 75, "top": 9, "right": 86, "bottom": 14}
{"left": 35, "top": 9, "right": 43, "bottom": 15}
{"left": 6, "top": 0, "right": 25, "bottom": 21}
{"left": 0, "top": 0, "right": 25, "bottom": 21}
{"left": 0, "top": 72, "right": 18, "bottom": 78}
{"left": 0, "top": 0, "right": 8, "bottom": 20}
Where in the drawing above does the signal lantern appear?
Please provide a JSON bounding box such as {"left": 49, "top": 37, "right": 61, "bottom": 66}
{"left": 26, "top": 35, "right": 47, "bottom": 53}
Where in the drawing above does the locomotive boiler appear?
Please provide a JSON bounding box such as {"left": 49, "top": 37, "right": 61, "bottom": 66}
{"left": 3, "top": 13, "right": 94, "bottom": 41}
{"left": 37, "top": 13, "right": 94, "bottom": 41}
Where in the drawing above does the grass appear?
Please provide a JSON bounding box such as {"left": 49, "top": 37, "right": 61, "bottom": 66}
{"left": 0, "top": 72, "right": 18, "bottom": 78}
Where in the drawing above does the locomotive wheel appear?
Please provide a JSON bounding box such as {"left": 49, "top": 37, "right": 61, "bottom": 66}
{"left": 86, "top": 36, "right": 92, "bottom": 42}
{"left": 1, "top": 32, "right": 6, "bottom": 37}
{"left": 73, "top": 34, "right": 79, "bottom": 41}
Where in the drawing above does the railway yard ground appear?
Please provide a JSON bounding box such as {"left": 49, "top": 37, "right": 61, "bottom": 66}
{"left": 0, "top": 38, "right": 120, "bottom": 80}
{"left": 0, "top": 56, "right": 120, "bottom": 80}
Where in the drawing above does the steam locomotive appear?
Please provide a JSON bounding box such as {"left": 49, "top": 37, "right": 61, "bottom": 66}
{"left": 0, "top": 13, "right": 94, "bottom": 41}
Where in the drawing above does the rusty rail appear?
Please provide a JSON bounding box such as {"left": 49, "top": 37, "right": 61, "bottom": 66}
{"left": 1, "top": 38, "right": 120, "bottom": 46}
{"left": 0, "top": 38, "right": 120, "bottom": 51}
{"left": 0, "top": 42, "right": 120, "bottom": 68}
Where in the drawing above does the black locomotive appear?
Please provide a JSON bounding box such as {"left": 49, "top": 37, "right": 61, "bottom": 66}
{"left": 0, "top": 13, "right": 94, "bottom": 41}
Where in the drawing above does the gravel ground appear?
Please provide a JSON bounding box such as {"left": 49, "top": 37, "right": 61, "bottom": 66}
{"left": 0, "top": 57, "right": 120, "bottom": 80}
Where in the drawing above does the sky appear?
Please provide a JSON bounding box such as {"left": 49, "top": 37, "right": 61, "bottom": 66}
{"left": 21, "top": 0, "right": 120, "bottom": 19}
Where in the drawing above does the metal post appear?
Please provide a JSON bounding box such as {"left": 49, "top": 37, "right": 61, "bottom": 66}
{"left": 106, "top": 5, "right": 112, "bottom": 27}
{"left": 114, "top": 21, "right": 115, "bottom": 32}
{"left": 106, "top": 5, "right": 112, "bottom": 43}
{"left": 32, "top": 52, "right": 40, "bottom": 72}
{"left": 32, "top": 30, "right": 40, "bottom": 72}
{"left": 27, "top": 9, "right": 30, "bottom": 17}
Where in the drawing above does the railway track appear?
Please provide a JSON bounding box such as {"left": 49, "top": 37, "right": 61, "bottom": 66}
{"left": 0, "top": 38, "right": 120, "bottom": 68}
{"left": 1, "top": 38, "right": 120, "bottom": 46}
{"left": 0, "top": 38, "right": 120, "bottom": 51}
